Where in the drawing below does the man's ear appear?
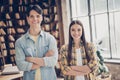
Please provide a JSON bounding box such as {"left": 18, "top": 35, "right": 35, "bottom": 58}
{"left": 26, "top": 16, "right": 28, "bottom": 21}
{"left": 41, "top": 15, "right": 43, "bottom": 21}
{"left": 26, "top": 16, "right": 29, "bottom": 24}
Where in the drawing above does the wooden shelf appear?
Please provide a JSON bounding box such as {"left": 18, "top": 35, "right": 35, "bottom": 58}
{"left": 0, "top": 0, "right": 64, "bottom": 74}
{"left": 0, "top": 71, "right": 23, "bottom": 80}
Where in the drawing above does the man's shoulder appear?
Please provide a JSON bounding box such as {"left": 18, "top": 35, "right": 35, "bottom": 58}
{"left": 42, "top": 31, "right": 51, "bottom": 36}
{"left": 42, "top": 31, "right": 55, "bottom": 39}
{"left": 15, "top": 34, "right": 26, "bottom": 43}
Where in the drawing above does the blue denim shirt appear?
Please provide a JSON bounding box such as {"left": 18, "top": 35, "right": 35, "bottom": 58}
{"left": 15, "top": 30, "right": 58, "bottom": 80}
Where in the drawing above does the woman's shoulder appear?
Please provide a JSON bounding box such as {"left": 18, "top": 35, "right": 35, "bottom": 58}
{"left": 60, "top": 44, "right": 69, "bottom": 53}
{"left": 86, "top": 42, "right": 95, "bottom": 49}
{"left": 87, "top": 42, "right": 94, "bottom": 45}
{"left": 86, "top": 42, "right": 97, "bottom": 52}
{"left": 61, "top": 44, "right": 68, "bottom": 49}
{"left": 60, "top": 44, "right": 68, "bottom": 56}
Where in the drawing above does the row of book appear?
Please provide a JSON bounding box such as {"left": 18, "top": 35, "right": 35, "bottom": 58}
{"left": 0, "top": 1, "right": 57, "bottom": 13}
{"left": 0, "top": 0, "right": 60, "bottom": 70}
{"left": 0, "top": 0, "right": 56, "bottom": 7}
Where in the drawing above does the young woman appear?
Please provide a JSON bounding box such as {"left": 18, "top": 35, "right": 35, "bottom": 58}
{"left": 15, "top": 5, "right": 58, "bottom": 80}
{"left": 59, "top": 20, "right": 98, "bottom": 80}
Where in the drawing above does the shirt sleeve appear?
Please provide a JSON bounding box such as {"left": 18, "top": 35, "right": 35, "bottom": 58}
{"left": 87, "top": 43, "right": 99, "bottom": 73}
{"left": 15, "top": 39, "right": 33, "bottom": 71}
{"left": 43, "top": 35, "right": 58, "bottom": 67}
{"left": 59, "top": 45, "right": 72, "bottom": 75}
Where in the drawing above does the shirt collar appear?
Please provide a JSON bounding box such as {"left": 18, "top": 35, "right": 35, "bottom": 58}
{"left": 25, "top": 29, "right": 44, "bottom": 39}
{"left": 72, "top": 40, "right": 84, "bottom": 47}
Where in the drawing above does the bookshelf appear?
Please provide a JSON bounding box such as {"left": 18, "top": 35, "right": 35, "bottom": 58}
{"left": 0, "top": 0, "right": 64, "bottom": 73}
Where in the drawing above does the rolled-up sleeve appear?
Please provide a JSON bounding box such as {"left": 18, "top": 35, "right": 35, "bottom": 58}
{"left": 87, "top": 43, "right": 99, "bottom": 73}
{"left": 15, "top": 40, "right": 33, "bottom": 71}
{"left": 59, "top": 45, "right": 71, "bottom": 75}
{"left": 43, "top": 35, "right": 58, "bottom": 67}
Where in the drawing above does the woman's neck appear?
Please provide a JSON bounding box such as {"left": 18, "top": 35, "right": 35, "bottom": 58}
{"left": 74, "top": 40, "right": 81, "bottom": 49}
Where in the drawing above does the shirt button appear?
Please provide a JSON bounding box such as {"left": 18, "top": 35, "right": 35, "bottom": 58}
{"left": 32, "top": 71, "right": 35, "bottom": 74}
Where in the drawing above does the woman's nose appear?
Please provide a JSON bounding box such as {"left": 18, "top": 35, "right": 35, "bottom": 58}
{"left": 75, "top": 31, "right": 78, "bottom": 34}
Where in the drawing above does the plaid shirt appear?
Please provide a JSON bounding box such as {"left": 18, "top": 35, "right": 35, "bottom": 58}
{"left": 59, "top": 42, "right": 99, "bottom": 80}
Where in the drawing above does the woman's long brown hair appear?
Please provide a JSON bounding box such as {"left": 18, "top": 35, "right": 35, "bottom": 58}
{"left": 68, "top": 20, "right": 90, "bottom": 66}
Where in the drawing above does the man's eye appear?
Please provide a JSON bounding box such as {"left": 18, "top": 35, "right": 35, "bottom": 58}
{"left": 37, "top": 15, "right": 40, "bottom": 18}
{"left": 29, "top": 15, "right": 34, "bottom": 18}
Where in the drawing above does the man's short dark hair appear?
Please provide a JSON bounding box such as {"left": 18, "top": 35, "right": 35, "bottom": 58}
{"left": 26, "top": 4, "right": 43, "bottom": 16}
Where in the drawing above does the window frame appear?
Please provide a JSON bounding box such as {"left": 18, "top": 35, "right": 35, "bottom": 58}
{"left": 69, "top": 0, "right": 120, "bottom": 59}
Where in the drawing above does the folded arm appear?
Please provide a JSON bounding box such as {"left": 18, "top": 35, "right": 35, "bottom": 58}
{"left": 26, "top": 36, "right": 58, "bottom": 69}
{"left": 70, "top": 65, "right": 91, "bottom": 73}
{"left": 26, "top": 50, "right": 54, "bottom": 69}
{"left": 65, "top": 68, "right": 89, "bottom": 76}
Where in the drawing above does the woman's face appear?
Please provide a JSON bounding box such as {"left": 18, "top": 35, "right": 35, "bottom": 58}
{"left": 70, "top": 24, "right": 82, "bottom": 41}
{"left": 27, "top": 10, "right": 43, "bottom": 27}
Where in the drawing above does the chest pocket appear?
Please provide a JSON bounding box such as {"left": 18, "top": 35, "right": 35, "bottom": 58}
{"left": 39, "top": 39, "right": 49, "bottom": 56}
{"left": 23, "top": 40, "right": 36, "bottom": 57}
{"left": 23, "top": 47, "right": 35, "bottom": 57}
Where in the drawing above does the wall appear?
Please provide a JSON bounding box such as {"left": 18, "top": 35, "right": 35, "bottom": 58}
{"left": 105, "top": 62, "right": 120, "bottom": 80}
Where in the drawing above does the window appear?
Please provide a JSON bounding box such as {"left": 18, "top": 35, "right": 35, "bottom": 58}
{"left": 70, "top": 0, "right": 120, "bottom": 59}
{"left": 90, "top": 0, "right": 107, "bottom": 13}
{"left": 70, "top": 0, "right": 88, "bottom": 17}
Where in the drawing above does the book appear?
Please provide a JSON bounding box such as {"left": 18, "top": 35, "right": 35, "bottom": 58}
{"left": 1, "top": 66, "right": 20, "bottom": 75}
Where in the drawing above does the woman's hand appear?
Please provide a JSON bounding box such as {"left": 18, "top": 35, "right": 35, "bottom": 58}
{"left": 71, "top": 65, "right": 91, "bottom": 73}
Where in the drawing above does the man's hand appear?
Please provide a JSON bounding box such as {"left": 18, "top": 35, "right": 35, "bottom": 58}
{"left": 26, "top": 57, "right": 35, "bottom": 63}
{"left": 26, "top": 57, "right": 45, "bottom": 66}
{"left": 45, "top": 50, "right": 54, "bottom": 57}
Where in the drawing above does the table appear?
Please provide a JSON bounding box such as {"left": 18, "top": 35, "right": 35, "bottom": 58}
{"left": 0, "top": 71, "right": 64, "bottom": 80}
{"left": 0, "top": 71, "right": 23, "bottom": 80}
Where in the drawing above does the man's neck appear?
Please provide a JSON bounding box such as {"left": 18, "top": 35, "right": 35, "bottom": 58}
{"left": 29, "top": 28, "right": 41, "bottom": 36}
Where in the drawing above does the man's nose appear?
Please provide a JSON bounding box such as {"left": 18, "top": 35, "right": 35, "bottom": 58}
{"left": 33, "top": 17, "right": 37, "bottom": 20}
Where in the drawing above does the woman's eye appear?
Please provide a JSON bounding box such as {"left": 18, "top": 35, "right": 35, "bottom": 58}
{"left": 71, "top": 29, "right": 75, "bottom": 31}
